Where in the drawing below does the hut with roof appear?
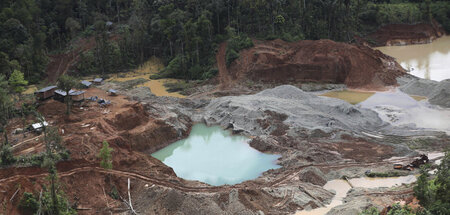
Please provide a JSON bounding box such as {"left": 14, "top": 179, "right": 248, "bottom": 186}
{"left": 35, "top": 86, "right": 57, "bottom": 100}
{"left": 81, "top": 80, "right": 92, "bottom": 88}
{"left": 54, "top": 89, "right": 86, "bottom": 102}
{"left": 93, "top": 78, "right": 103, "bottom": 85}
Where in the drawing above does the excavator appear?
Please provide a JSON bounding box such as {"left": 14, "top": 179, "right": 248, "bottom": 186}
{"left": 393, "top": 154, "right": 429, "bottom": 171}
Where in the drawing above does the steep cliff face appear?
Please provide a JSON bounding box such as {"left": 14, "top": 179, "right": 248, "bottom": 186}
{"left": 220, "top": 39, "right": 405, "bottom": 89}
{"left": 367, "top": 20, "right": 446, "bottom": 46}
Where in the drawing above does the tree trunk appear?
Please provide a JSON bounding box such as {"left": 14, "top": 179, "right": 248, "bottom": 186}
{"left": 50, "top": 169, "right": 59, "bottom": 215}
{"left": 196, "top": 40, "right": 200, "bottom": 64}
{"left": 117, "top": 0, "right": 120, "bottom": 23}
{"left": 3, "top": 130, "right": 8, "bottom": 146}
{"left": 216, "top": 10, "right": 220, "bottom": 34}
{"left": 65, "top": 93, "right": 72, "bottom": 115}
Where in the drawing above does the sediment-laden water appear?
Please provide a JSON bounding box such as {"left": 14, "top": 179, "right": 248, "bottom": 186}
{"left": 377, "top": 36, "right": 450, "bottom": 81}
{"left": 152, "top": 124, "right": 281, "bottom": 186}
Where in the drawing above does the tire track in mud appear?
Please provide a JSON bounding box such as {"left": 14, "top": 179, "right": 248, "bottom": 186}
{"left": 0, "top": 156, "right": 424, "bottom": 194}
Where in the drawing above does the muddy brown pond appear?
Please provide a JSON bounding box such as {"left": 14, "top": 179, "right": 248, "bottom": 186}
{"left": 377, "top": 36, "right": 450, "bottom": 81}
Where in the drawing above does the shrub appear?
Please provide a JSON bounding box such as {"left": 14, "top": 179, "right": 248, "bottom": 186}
{"left": 359, "top": 207, "right": 380, "bottom": 215}
{"left": 109, "top": 186, "right": 119, "bottom": 200}
{"left": 19, "top": 192, "right": 39, "bottom": 214}
{"left": 0, "top": 144, "right": 16, "bottom": 166}
{"left": 225, "top": 34, "right": 253, "bottom": 67}
{"left": 151, "top": 56, "right": 182, "bottom": 79}
{"left": 201, "top": 68, "right": 218, "bottom": 80}
{"left": 414, "top": 150, "right": 450, "bottom": 214}
{"left": 98, "top": 141, "right": 113, "bottom": 170}
{"left": 365, "top": 171, "right": 408, "bottom": 178}
{"left": 225, "top": 49, "right": 239, "bottom": 67}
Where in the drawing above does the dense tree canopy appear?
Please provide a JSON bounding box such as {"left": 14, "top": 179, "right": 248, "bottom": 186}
{"left": 0, "top": 0, "right": 449, "bottom": 82}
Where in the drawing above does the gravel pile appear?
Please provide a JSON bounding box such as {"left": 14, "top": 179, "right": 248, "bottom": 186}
{"left": 201, "top": 85, "right": 388, "bottom": 136}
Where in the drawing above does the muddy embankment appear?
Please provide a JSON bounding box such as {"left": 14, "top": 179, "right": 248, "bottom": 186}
{"left": 367, "top": 20, "right": 446, "bottom": 47}
{"left": 0, "top": 88, "right": 190, "bottom": 214}
{"left": 219, "top": 39, "right": 405, "bottom": 90}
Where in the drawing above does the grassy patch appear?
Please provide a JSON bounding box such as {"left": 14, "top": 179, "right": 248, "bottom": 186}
{"left": 111, "top": 78, "right": 148, "bottom": 90}
{"left": 405, "top": 137, "right": 443, "bottom": 150}
{"left": 365, "top": 171, "right": 409, "bottom": 178}
{"left": 163, "top": 81, "right": 195, "bottom": 95}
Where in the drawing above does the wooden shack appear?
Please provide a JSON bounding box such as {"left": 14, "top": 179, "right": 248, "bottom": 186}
{"left": 35, "top": 86, "right": 57, "bottom": 100}
{"left": 93, "top": 78, "right": 103, "bottom": 85}
{"left": 81, "top": 80, "right": 92, "bottom": 88}
{"left": 71, "top": 90, "right": 86, "bottom": 102}
{"left": 108, "top": 89, "right": 118, "bottom": 96}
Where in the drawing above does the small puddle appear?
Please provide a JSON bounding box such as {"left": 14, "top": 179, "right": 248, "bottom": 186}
{"left": 376, "top": 36, "right": 450, "bottom": 81}
{"left": 320, "top": 89, "right": 425, "bottom": 105}
{"left": 107, "top": 58, "right": 185, "bottom": 98}
{"left": 348, "top": 175, "right": 416, "bottom": 188}
{"left": 295, "top": 175, "right": 417, "bottom": 215}
{"left": 320, "top": 90, "right": 375, "bottom": 105}
{"left": 152, "top": 124, "right": 281, "bottom": 186}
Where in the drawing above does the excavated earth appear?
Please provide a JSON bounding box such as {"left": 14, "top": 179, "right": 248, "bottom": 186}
{"left": 367, "top": 20, "right": 446, "bottom": 47}
{"left": 1, "top": 37, "right": 448, "bottom": 214}
{"left": 220, "top": 39, "right": 405, "bottom": 90}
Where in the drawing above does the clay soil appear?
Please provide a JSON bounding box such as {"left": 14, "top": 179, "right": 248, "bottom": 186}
{"left": 46, "top": 35, "right": 120, "bottom": 84}
{"left": 217, "top": 39, "right": 406, "bottom": 90}
{"left": 0, "top": 88, "right": 185, "bottom": 214}
{"left": 367, "top": 20, "right": 446, "bottom": 47}
{"left": 0, "top": 87, "right": 412, "bottom": 215}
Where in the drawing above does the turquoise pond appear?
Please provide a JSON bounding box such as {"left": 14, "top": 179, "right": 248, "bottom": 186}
{"left": 151, "top": 124, "right": 281, "bottom": 186}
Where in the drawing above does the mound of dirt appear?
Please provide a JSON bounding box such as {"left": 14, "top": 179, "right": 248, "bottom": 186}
{"left": 398, "top": 76, "right": 450, "bottom": 108}
{"left": 200, "top": 85, "right": 389, "bottom": 136}
{"left": 221, "top": 39, "right": 405, "bottom": 89}
{"left": 367, "top": 20, "right": 446, "bottom": 46}
{"left": 428, "top": 79, "right": 450, "bottom": 108}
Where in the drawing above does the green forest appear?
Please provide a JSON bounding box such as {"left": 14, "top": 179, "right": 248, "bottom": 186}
{"left": 0, "top": 0, "right": 449, "bottom": 83}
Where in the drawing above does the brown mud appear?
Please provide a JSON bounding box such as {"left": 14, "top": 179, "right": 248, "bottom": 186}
{"left": 367, "top": 20, "right": 446, "bottom": 47}
{"left": 217, "top": 39, "right": 405, "bottom": 90}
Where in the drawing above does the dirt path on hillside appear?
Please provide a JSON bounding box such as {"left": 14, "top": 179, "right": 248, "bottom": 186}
{"left": 217, "top": 42, "right": 233, "bottom": 89}
{"left": 46, "top": 38, "right": 96, "bottom": 83}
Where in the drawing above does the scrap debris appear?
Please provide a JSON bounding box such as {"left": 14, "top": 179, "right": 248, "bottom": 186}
{"left": 394, "top": 154, "right": 429, "bottom": 171}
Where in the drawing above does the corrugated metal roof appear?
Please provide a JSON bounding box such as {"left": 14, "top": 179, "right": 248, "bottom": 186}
{"left": 37, "top": 86, "right": 56, "bottom": 93}
{"left": 81, "top": 80, "right": 92, "bottom": 86}
{"left": 93, "top": 78, "right": 103, "bottom": 82}
{"left": 55, "top": 89, "right": 85, "bottom": 96}
{"left": 71, "top": 90, "right": 85, "bottom": 96}
{"left": 108, "top": 89, "right": 117, "bottom": 94}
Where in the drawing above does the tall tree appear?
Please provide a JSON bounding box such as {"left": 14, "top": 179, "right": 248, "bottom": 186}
{"left": 8, "top": 69, "right": 28, "bottom": 93}
{"left": 57, "top": 75, "right": 77, "bottom": 115}
{"left": 0, "top": 75, "right": 11, "bottom": 145}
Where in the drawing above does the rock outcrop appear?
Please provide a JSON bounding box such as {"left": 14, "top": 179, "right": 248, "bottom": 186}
{"left": 222, "top": 39, "right": 405, "bottom": 89}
